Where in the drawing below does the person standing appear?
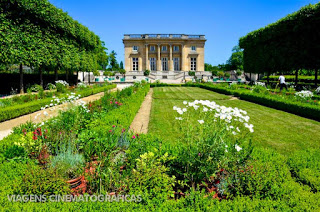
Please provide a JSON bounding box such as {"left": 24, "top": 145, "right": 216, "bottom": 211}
{"left": 278, "top": 75, "right": 287, "bottom": 91}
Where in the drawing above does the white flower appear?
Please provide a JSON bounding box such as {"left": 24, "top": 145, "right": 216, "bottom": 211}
{"left": 182, "top": 108, "right": 187, "bottom": 112}
{"left": 203, "top": 107, "right": 208, "bottom": 112}
{"left": 177, "top": 109, "right": 183, "bottom": 115}
{"left": 295, "top": 90, "right": 313, "bottom": 99}
{"left": 43, "top": 111, "right": 48, "bottom": 116}
{"left": 175, "top": 117, "right": 183, "bottom": 120}
{"left": 235, "top": 144, "right": 242, "bottom": 152}
{"left": 198, "top": 120, "right": 204, "bottom": 124}
{"left": 183, "top": 101, "right": 187, "bottom": 105}
{"left": 232, "top": 131, "right": 237, "bottom": 135}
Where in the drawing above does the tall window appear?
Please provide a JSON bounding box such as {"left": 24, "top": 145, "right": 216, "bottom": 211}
{"left": 174, "top": 46, "right": 179, "bottom": 52}
{"left": 191, "top": 46, "right": 196, "bottom": 51}
{"left": 162, "top": 46, "right": 167, "bottom": 51}
{"left": 150, "top": 45, "right": 155, "bottom": 51}
{"left": 174, "top": 58, "right": 180, "bottom": 71}
{"left": 133, "top": 46, "right": 138, "bottom": 51}
{"left": 162, "top": 57, "right": 168, "bottom": 71}
{"left": 133, "top": 58, "right": 138, "bottom": 71}
{"left": 150, "top": 58, "right": 156, "bottom": 71}
{"left": 191, "top": 58, "right": 197, "bottom": 71}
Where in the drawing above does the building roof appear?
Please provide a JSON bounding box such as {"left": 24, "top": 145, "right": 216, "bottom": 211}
{"left": 123, "top": 34, "right": 206, "bottom": 40}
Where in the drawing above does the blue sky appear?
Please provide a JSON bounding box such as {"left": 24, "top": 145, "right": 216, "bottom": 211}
{"left": 50, "top": 0, "right": 319, "bottom": 66}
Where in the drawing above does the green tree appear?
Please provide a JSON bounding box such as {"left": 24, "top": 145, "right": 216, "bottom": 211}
{"left": 108, "top": 50, "right": 119, "bottom": 71}
{"left": 119, "top": 61, "right": 124, "bottom": 69}
{"left": 226, "top": 45, "right": 243, "bottom": 70}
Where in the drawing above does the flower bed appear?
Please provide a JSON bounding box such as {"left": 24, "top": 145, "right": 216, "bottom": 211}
{"left": 0, "top": 84, "right": 116, "bottom": 122}
{"left": 0, "top": 83, "right": 319, "bottom": 210}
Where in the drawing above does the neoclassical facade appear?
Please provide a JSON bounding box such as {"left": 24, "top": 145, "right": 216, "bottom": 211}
{"left": 123, "top": 34, "right": 206, "bottom": 72}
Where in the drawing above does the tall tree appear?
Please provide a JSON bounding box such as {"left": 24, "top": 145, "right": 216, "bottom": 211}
{"left": 226, "top": 46, "right": 243, "bottom": 70}
{"left": 108, "top": 50, "right": 119, "bottom": 71}
{"left": 119, "top": 61, "right": 124, "bottom": 69}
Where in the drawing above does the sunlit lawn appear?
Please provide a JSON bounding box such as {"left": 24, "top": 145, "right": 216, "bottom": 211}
{"left": 149, "top": 87, "right": 320, "bottom": 155}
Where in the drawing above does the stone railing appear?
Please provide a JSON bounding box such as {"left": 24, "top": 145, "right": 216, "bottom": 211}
{"left": 123, "top": 34, "right": 205, "bottom": 40}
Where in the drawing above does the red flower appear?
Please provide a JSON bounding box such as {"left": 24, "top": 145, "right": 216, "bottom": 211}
{"left": 216, "top": 180, "right": 220, "bottom": 184}
{"left": 110, "top": 101, "right": 113, "bottom": 104}
{"left": 44, "top": 136, "right": 47, "bottom": 139}
{"left": 132, "top": 135, "right": 136, "bottom": 139}
{"left": 112, "top": 125, "right": 116, "bottom": 128}
{"left": 109, "top": 130, "right": 112, "bottom": 133}
{"left": 32, "top": 136, "right": 37, "bottom": 140}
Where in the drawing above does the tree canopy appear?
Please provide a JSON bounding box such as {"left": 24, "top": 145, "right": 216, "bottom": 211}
{"left": 239, "top": 3, "right": 320, "bottom": 74}
{"left": 0, "top": 0, "right": 108, "bottom": 73}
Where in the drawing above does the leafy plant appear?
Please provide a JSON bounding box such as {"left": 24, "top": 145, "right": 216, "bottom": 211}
{"left": 15, "top": 163, "right": 70, "bottom": 196}
{"left": 144, "top": 70, "right": 150, "bottom": 76}
{"left": 126, "top": 151, "right": 176, "bottom": 202}
{"left": 50, "top": 143, "right": 85, "bottom": 179}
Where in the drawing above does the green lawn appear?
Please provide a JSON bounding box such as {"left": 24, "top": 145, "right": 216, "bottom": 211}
{"left": 149, "top": 87, "right": 320, "bottom": 155}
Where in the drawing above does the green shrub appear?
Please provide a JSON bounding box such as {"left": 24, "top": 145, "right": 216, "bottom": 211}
{"left": 3, "top": 145, "right": 27, "bottom": 160}
{"left": 144, "top": 70, "right": 150, "bottom": 76}
{"left": 15, "top": 163, "right": 70, "bottom": 195}
{"left": 188, "top": 71, "right": 195, "bottom": 76}
{"left": 126, "top": 152, "right": 176, "bottom": 202}
{"left": 288, "top": 149, "right": 320, "bottom": 192}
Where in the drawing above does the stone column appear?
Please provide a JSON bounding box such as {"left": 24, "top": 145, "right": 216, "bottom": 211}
{"left": 169, "top": 44, "right": 173, "bottom": 71}
{"left": 145, "top": 44, "right": 149, "bottom": 70}
{"left": 138, "top": 57, "right": 142, "bottom": 71}
{"left": 157, "top": 44, "right": 161, "bottom": 71}
{"left": 129, "top": 57, "right": 132, "bottom": 71}
{"left": 181, "top": 44, "right": 185, "bottom": 71}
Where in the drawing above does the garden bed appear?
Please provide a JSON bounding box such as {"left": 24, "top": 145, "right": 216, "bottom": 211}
{"left": 0, "top": 84, "right": 116, "bottom": 122}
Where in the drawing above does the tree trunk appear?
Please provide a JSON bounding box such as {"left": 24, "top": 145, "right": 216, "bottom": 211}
{"left": 295, "top": 70, "right": 299, "bottom": 86}
{"left": 76, "top": 71, "right": 79, "bottom": 85}
{"left": 315, "top": 69, "right": 318, "bottom": 87}
{"left": 55, "top": 69, "right": 58, "bottom": 81}
{"left": 83, "top": 71, "right": 85, "bottom": 83}
{"left": 249, "top": 72, "right": 252, "bottom": 82}
{"left": 66, "top": 70, "right": 69, "bottom": 83}
{"left": 40, "top": 68, "right": 43, "bottom": 88}
{"left": 19, "top": 63, "right": 24, "bottom": 94}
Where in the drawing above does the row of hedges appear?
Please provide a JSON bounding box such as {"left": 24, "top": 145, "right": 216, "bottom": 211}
{"left": 0, "top": 84, "right": 116, "bottom": 122}
{"left": 0, "top": 73, "right": 78, "bottom": 95}
{"left": 199, "top": 84, "right": 320, "bottom": 121}
{"left": 263, "top": 75, "right": 319, "bottom": 82}
{"left": 150, "top": 83, "right": 320, "bottom": 121}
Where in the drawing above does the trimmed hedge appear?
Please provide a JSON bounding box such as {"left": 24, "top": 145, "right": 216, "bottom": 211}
{"left": 150, "top": 83, "right": 320, "bottom": 121}
{"left": 0, "top": 84, "right": 116, "bottom": 122}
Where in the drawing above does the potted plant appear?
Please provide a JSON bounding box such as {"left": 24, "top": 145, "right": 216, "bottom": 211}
{"left": 144, "top": 69, "right": 150, "bottom": 76}
{"left": 225, "top": 73, "right": 231, "bottom": 81}
{"left": 218, "top": 71, "right": 225, "bottom": 80}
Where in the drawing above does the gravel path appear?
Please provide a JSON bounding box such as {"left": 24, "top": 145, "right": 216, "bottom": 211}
{"left": 129, "top": 88, "right": 153, "bottom": 134}
{"left": 0, "top": 87, "right": 121, "bottom": 140}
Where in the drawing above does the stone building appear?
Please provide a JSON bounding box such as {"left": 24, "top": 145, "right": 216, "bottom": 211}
{"left": 123, "top": 34, "right": 206, "bottom": 76}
